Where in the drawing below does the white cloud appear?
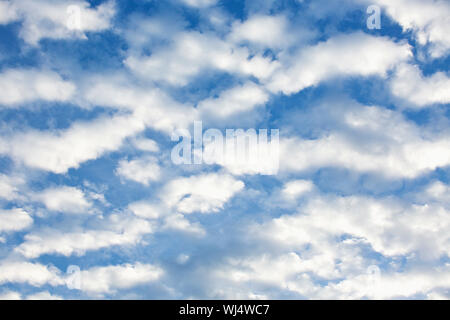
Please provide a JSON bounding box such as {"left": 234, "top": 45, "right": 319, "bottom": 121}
{"left": 0, "top": 81, "right": 197, "bottom": 173}
{"left": 128, "top": 201, "right": 206, "bottom": 236}
{"left": 26, "top": 291, "right": 62, "bottom": 300}
{"left": 162, "top": 213, "right": 206, "bottom": 236}
{"left": 0, "top": 290, "right": 21, "bottom": 300}
{"left": 367, "top": 0, "right": 450, "bottom": 58}
{"left": 423, "top": 181, "right": 450, "bottom": 203}
{"left": 16, "top": 214, "right": 153, "bottom": 258}
{"left": 202, "top": 129, "right": 280, "bottom": 176}
{"left": 0, "top": 208, "right": 33, "bottom": 233}
{"left": 390, "top": 63, "right": 450, "bottom": 107}
{"left": 229, "top": 15, "right": 293, "bottom": 49}
{"left": 128, "top": 201, "right": 162, "bottom": 220}
{"left": 255, "top": 194, "right": 450, "bottom": 259}
{"left": 0, "top": 1, "right": 18, "bottom": 24}
{"left": 318, "top": 268, "right": 450, "bottom": 299}
{"left": 210, "top": 187, "right": 450, "bottom": 299}
{"left": 162, "top": 173, "right": 244, "bottom": 214}
{"left": 125, "top": 31, "right": 279, "bottom": 86}
{"left": 33, "top": 186, "right": 92, "bottom": 214}
{"left": 0, "top": 261, "right": 63, "bottom": 286}
{"left": 132, "top": 137, "right": 159, "bottom": 152}
{"left": 79, "top": 263, "right": 163, "bottom": 295}
{"left": 267, "top": 32, "right": 411, "bottom": 95}
{"left": 180, "top": 0, "right": 217, "bottom": 8}
{"left": 116, "top": 156, "right": 161, "bottom": 186}
{"left": 6, "top": 0, "right": 116, "bottom": 45}
{"left": 0, "top": 113, "right": 145, "bottom": 173}
{"left": 125, "top": 173, "right": 244, "bottom": 236}
{"left": 281, "top": 180, "right": 315, "bottom": 199}
{"left": 0, "top": 69, "right": 75, "bottom": 106}
{"left": 279, "top": 103, "right": 450, "bottom": 178}
{"left": 198, "top": 82, "right": 269, "bottom": 118}
{"left": 0, "top": 174, "right": 23, "bottom": 201}
{"left": 83, "top": 78, "right": 197, "bottom": 132}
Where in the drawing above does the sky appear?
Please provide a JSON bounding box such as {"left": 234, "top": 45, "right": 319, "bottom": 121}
{"left": 0, "top": 0, "right": 449, "bottom": 300}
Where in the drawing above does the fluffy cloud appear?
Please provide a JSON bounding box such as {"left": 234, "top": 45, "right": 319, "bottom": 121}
{"left": 116, "top": 156, "right": 161, "bottom": 186}
{"left": 208, "top": 186, "right": 450, "bottom": 299}
{"left": 180, "top": 0, "right": 217, "bottom": 8}
{"left": 267, "top": 32, "right": 412, "bottom": 94}
{"left": 33, "top": 186, "right": 92, "bottom": 214}
{"left": 0, "top": 69, "right": 75, "bottom": 106}
{"left": 0, "top": 113, "right": 145, "bottom": 173}
{"left": 0, "top": 1, "right": 18, "bottom": 24}
{"left": 229, "top": 15, "right": 293, "bottom": 49}
{"left": 281, "top": 180, "right": 315, "bottom": 199}
{"left": 279, "top": 103, "right": 450, "bottom": 178}
{"left": 16, "top": 214, "right": 153, "bottom": 258}
{"left": 198, "top": 82, "right": 269, "bottom": 118}
{"left": 0, "top": 261, "right": 63, "bottom": 286}
{"left": 132, "top": 137, "right": 159, "bottom": 152}
{"left": 79, "top": 263, "right": 163, "bottom": 295}
{"left": 162, "top": 173, "right": 244, "bottom": 214}
{"left": 128, "top": 201, "right": 206, "bottom": 236}
{"left": 255, "top": 194, "right": 450, "bottom": 259}
{"left": 390, "top": 63, "right": 450, "bottom": 107}
{"left": 0, "top": 208, "right": 33, "bottom": 233}
{"left": 367, "top": 0, "right": 450, "bottom": 58}
{"left": 0, "top": 81, "right": 195, "bottom": 174}
{"left": 1, "top": 0, "right": 116, "bottom": 45}
{"left": 0, "top": 174, "right": 23, "bottom": 201}
{"left": 0, "top": 290, "right": 22, "bottom": 300}
{"left": 318, "top": 268, "right": 450, "bottom": 299}
{"left": 125, "top": 31, "right": 279, "bottom": 86}
{"left": 26, "top": 291, "right": 62, "bottom": 300}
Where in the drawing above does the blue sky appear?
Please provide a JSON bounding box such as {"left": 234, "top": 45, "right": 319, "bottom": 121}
{"left": 0, "top": 0, "right": 449, "bottom": 299}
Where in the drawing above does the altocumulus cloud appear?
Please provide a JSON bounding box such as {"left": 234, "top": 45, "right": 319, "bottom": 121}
{"left": 0, "top": 0, "right": 449, "bottom": 300}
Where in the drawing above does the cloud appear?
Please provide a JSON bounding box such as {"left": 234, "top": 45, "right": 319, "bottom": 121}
{"left": 128, "top": 201, "right": 206, "bottom": 236}
{"left": 0, "top": 113, "right": 145, "bottom": 173}
{"left": 180, "top": 0, "right": 217, "bottom": 8}
{"left": 366, "top": 0, "right": 450, "bottom": 58}
{"left": 162, "top": 213, "right": 206, "bottom": 236}
{"left": 255, "top": 193, "right": 450, "bottom": 259}
{"left": 267, "top": 32, "right": 412, "bottom": 95}
{"left": 0, "top": 69, "right": 75, "bottom": 106}
{"left": 161, "top": 173, "right": 244, "bottom": 214}
{"left": 279, "top": 102, "right": 450, "bottom": 178}
{"left": 116, "top": 156, "right": 161, "bottom": 186}
{"left": 0, "top": 1, "right": 18, "bottom": 24}
{"left": 79, "top": 263, "right": 163, "bottom": 295}
{"left": 16, "top": 214, "right": 153, "bottom": 258}
{"left": 0, "top": 290, "right": 22, "bottom": 300}
{"left": 0, "top": 174, "right": 24, "bottom": 201}
{"left": 125, "top": 31, "right": 279, "bottom": 86}
{"left": 33, "top": 186, "right": 92, "bottom": 214}
{"left": 83, "top": 77, "right": 197, "bottom": 132}
{"left": 0, "top": 261, "right": 63, "bottom": 286}
{"left": 390, "top": 63, "right": 450, "bottom": 108}
{"left": 26, "top": 291, "right": 62, "bottom": 300}
{"left": 198, "top": 82, "right": 269, "bottom": 118}
{"left": 132, "top": 137, "right": 159, "bottom": 152}
{"left": 318, "top": 268, "right": 450, "bottom": 299}
{"left": 281, "top": 180, "right": 315, "bottom": 200}
{"left": 3, "top": 0, "right": 116, "bottom": 45}
{"left": 229, "top": 14, "right": 293, "bottom": 49}
{"left": 0, "top": 208, "right": 33, "bottom": 233}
